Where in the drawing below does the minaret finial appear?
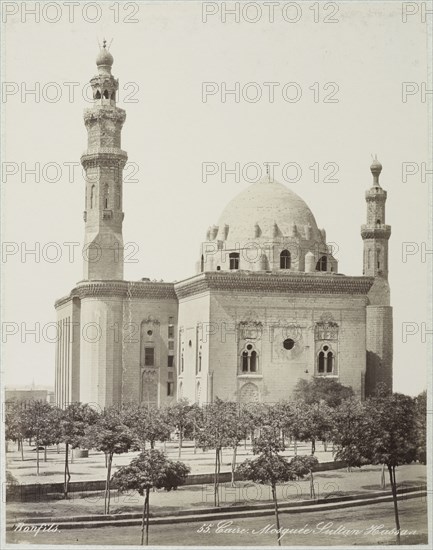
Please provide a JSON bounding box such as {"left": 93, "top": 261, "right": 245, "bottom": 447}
{"left": 103, "top": 38, "right": 107, "bottom": 49}
{"left": 370, "top": 155, "right": 382, "bottom": 186}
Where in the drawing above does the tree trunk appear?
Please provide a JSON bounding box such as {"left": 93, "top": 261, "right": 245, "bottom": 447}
{"left": 294, "top": 439, "right": 297, "bottom": 456}
{"left": 310, "top": 470, "right": 316, "bottom": 499}
{"left": 57, "top": 443, "right": 60, "bottom": 454}
{"left": 145, "top": 487, "right": 150, "bottom": 545}
{"left": 178, "top": 429, "right": 183, "bottom": 458}
{"left": 71, "top": 448, "right": 74, "bottom": 464}
{"left": 64, "top": 443, "right": 71, "bottom": 498}
{"left": 323, "top": 441, "right": 328, "bottom": 452}
{"left": 105, "top": 453, "right": 113, "bottom": 515}
{"left": 20, "top": 438, "right": 24, "bottom": 461}
{"left": 388, "top": 465, "right": 401, "bottom": 544}
{"left": 311, "top": 439, "right": 316, "bottom": 455}
{"left": 214, "top": 447, "right": 220, "bottom": 507}
{"left": 140, "top": 492, "right": 147, "bottom": 545}
{"left": 381, "top": 463, "right": 386, "bottom": 489}
{"left": 271, "top": 483, "right": 281, "bottom": 547}
{"left": 231, "top": 445, "right": 237, "bottom": 487}
{"left": 36, "top": 437, "right": 40, "bottom": 475}
{"left": 44, "top": 446, "right": 47, "bottom": 462}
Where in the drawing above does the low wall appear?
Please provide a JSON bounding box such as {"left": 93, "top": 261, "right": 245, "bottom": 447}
{"left": 6, "top": 460, "right": 346, "bottom": 502}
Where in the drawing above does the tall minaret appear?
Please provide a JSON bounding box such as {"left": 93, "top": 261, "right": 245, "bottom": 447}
{"left": 81, "top": 41, "right": 127, "bottom": 280}
{"left": 362, "top": 158, "right": 393, "bottom": 395}
{"left": 361, "top": 158, "right": 391, "bottom": 287}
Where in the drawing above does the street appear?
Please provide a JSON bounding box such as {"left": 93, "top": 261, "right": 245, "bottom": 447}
{"left": 7, "top": 497, "right": 427, "bottom": 546}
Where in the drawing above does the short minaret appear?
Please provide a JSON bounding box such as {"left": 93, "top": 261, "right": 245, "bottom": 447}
{"left": 362, "top": 158, "right": 393, "bottom": 395}
{"left": 81, "top": 42, "right": 127, "bottom": 280}
{"left": 361, "top": 158, "right": 391, "bottom": 283}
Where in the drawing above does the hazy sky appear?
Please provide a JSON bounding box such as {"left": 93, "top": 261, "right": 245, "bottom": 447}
{"left": 1, "top": 1, "right": 431, "bottom": 395}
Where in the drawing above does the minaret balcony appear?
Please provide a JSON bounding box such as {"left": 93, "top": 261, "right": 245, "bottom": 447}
{"left": 361, "top": 224, "right": 391, "bottom": 239}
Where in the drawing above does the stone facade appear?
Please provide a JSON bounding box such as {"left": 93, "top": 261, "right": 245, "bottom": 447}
{"left": 54, "top": 48, "right": 393, "bottom": 408}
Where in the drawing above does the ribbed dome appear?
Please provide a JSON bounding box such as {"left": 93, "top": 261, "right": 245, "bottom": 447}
{"left": 217, "top": 178, "right": 322, "bottom": 243}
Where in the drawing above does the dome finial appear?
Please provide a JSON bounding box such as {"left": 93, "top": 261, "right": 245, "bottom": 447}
{"left": 96, "top": 37, "right": 114, "bottom": 74}
{"left": 370, "top": 154, "right": 382, "bottom": 186}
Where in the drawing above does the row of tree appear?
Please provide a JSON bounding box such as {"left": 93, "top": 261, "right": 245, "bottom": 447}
{"left": 5, "top": 380, "right": 426, "bottom": 545}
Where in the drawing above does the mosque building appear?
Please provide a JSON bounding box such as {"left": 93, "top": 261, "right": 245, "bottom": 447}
{"left": 54, "top": 46, "right": 392, "bottom": 408}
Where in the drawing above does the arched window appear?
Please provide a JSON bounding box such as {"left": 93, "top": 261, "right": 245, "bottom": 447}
{"left": 326, "top": 352, "right": 334, "bottom": 373}
{"left": 229, "top": 252, "right": 239, "bottom": 270}
{"left": 377, "top": 248, "right": 381, "bottom": 269}
{"left": 318, "top": 351, "right": 325, "bottom": 373}
{"left": 376, "top": 219, "right": 381, "bottom": 225}
{"left": 240, "top": 344, "right": 259, "bottom": 373}
{"left": 90, "top": 185, "right": 95, "bottom": 209}
{"left": 250, "top": 351, "right": 257, "bottom": 372}
{"left": 104, "top": 184, "right": 109, "bottom": 209}
{"left": 242, "top": 351, "right": 248, "bottom": 372}
{"left": 103, "top": 90, "right": 109, "bottom": 99}
{"left": 95, "top": 90, "right": 101, "bottom": 99}
{"left": 200, "top": 255, "right": 204, "bottom": 272}
{"left": 280, "top": 249, "right": 291, "bottom": 269}
{"left": 316, "top": 255, "right": 327, "bottom": 271}
{"left": 317, "top": 345, "right": 335, "bottom": 375}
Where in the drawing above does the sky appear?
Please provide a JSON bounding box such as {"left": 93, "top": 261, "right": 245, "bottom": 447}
{"left": 1, "top": 0, "right": 431, "bottom": 396}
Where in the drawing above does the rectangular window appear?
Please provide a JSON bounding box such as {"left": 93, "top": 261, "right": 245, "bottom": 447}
{"left": 167, "top": 382, "right": 174, "bottom": 396}
{"left": 168, "top": 317, "right": 174, "bottom": 338}
{"left": 144, "top": 347, "right": 154, "bottom": 366}
{"left": 168, "top": 355, "right": 174, "bottom": 368}
{"left": 229, "top": 253, "right": 239, "bottom": 270}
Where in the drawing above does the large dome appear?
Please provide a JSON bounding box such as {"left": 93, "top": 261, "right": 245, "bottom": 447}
{"left": 216, "top": 178, "right": 322, "bottom": 244}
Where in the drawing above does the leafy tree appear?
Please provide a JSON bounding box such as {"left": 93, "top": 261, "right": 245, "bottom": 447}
{"left": 166, "top": 398, "right": 193, "bottom": 457}
{"left": 197, "top": 398, "right": 236, "bottom": 506}
{"left": 5, "top": 402, "right": 28, "bottom": 458}
{"left": 414, "top": 391, "right": 426, "bottom": 464}
{"left": 186, "top": 403, "right": 203, "bottom": 454}
{"left": 39, "top": 406, "right": 63, "bottom": 462}
{"left": 21, "top": 400, "right": 53, "bottom": 475}
{"left": 60, "top": 403, "right": 100, "bottom": 497}
{"left": 365, "top": 393, "right": 418, "bottom": 544}
{"left": 237, "top": 419, "right": 299, "bottom": 547}
{"left": 293, "top": 377, "right": 354, "bottom": 408}
{"left": 237, "top": 454, "right": 295, "bottom": 546}
{"left": 288, "top": 455, "right": 319, "bottom": 498}
{"left": 332, "top": 398, "right": 370, "bottom": 471}
{"left": 335, "top": 393, "right": 418, "bottom": 544}
{"left": 112, "top": 449, "right": 190, "bottom": 545}
{"left": 122, "top": 403, "right": 171, "bottom": 450}
{"left": 301, "top": 402, "right": 334, "bottom": 455}
{"left": 84, "top": 406, "right": 134, "bottom": 514}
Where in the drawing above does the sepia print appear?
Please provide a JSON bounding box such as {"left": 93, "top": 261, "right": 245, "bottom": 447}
{"left": 1, "top": 1, "right": 431, "bottom": 548}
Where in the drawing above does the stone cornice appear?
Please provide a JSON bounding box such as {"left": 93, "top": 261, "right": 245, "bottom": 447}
{"left": 55, "top": 280, "right": 176, "bottom": 308}
{"left": 83, "top": 107, "right": 126, "bottom": 126}
{"left": 361, "top": 225, "right": 391, "bottom": 240}
{"left": 174, "top": 272, "right": 374, "bottom": 300}
{"left": 81, "top": 148, "right": 128, "bottom": 168}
